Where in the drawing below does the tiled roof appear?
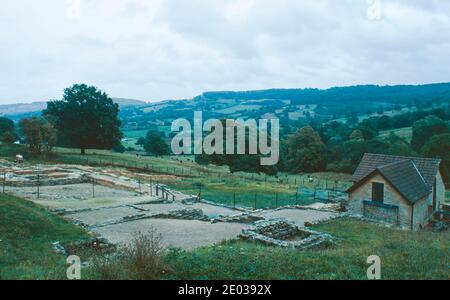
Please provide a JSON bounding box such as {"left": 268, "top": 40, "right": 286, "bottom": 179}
{"left": 349, "top": 154, "right": 442, "bottom": 204}
{"left": 377, "top": 160, "right": 431, "bottom": 204}
{"left": 352, "top": 153, "right": 441, "bottom": 188}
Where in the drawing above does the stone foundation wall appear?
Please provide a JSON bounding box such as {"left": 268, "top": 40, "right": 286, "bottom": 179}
{"left": 240, "top": 219, "right": 334, "bottom": 250}
{"left": 363, "top": 201, "right": 399, "bottom": 225}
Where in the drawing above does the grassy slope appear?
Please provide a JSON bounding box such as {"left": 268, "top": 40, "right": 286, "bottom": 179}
{"left": 0, "top": 194, "right": 88, "bottom": 280}
{"left": 166, "top": 219, "right": 450, "bottom": 280}
{"left": 379, "top": 127, "right": 413, "bottom": 142}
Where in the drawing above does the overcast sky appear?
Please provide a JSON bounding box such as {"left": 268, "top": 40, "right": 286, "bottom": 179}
{"left": 1, "top": 0, "right": 450, "bottom": 104}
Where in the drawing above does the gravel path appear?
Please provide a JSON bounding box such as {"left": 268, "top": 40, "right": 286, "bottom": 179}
{"left": 257, "top": 209, "right": 337, "bottom": 227}
{"left": 93, "top": 219, "right": 247, "bottom": 250}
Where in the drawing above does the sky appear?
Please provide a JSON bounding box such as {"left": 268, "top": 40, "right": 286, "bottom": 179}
{"left": 1, "top": 0, "right": 450, "bottom": 104}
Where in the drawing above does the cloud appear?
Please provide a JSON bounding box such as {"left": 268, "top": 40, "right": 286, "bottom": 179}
{"left": 0, "top": 0, "right": 449, "bottom": 104}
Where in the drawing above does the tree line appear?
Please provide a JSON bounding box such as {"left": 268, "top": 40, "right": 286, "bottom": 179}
{"left": 194, "top": 106, "right": 450, "bottom": 181}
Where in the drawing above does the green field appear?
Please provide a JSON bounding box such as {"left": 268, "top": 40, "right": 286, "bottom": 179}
{"left": 379, "top": 127, "right": 413, "bottom": 142}
{"left": 122, "top": 127, "right": 173, "bottom": 150}
{"left": 164, "top": 218, "right": 450, "bottom": 280}
{"left": 122, "top": 129, "right": 148, "bottom": 150}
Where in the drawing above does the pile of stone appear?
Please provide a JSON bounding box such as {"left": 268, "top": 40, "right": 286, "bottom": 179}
{"left": 241, "top": 219, "right": 334, "bottom": 250}
{"left": 212, "top": 213, "right": 264, "bottom": 224}
{"left": 52, "top": 237, "right": 116, "bottom": 256}
{"left": 432, "top": 220, "right": 448, "bottom": 232}
{"left": 152, "top": 208, "right": 210, "bottom": 222}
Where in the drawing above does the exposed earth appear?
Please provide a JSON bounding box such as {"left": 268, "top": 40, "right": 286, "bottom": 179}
{"left": 0, "top": 161, "right": 341, "bottom": 250}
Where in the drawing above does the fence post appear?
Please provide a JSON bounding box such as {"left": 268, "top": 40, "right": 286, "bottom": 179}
{"left": 2, "top": 171, "right": 5, "bottom": 194}
{"left": 254, "top": 194, "right": 257, "bottom": 210}
{"left": 138, "top": 178, "right": 142, "bottom": 195}
{"left": 295, "top": 190, "right": 298, "bottom": 206}
{"left": 92, "top": 178, "right": 95, "bottom": 198}
{"left": 150, "top": 180, "right": 153, "bottom": 197}
{"left": 37, "top": 174, "right": 40, "bottom": 199}
{"left": 275, "top": 193, "right": 278, "bottom": 208}
{"left": 233, "top": 192, "right": 236, "bottom": 209}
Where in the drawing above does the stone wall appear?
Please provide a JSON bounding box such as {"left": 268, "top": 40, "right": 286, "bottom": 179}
{"left": 151, "top": 208, "right": 210, "bottom": 222}
{"left": 240, "top": 219, "right": 334, "bottom": 250}
{"left": 435, "top": 172, "right": 446, "bottom": 211}
{"left": 348, "top": 174, "right": 413, "bottom": 229}
{"left": 363, "top": 201, "right": 399, "bottom": 225}
{"left": 413, "top": 197, "right": 431, "bottom": 230}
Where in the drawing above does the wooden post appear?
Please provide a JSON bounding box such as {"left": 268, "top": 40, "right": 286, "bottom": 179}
{"left": 138, "top": 178, "right": 142, "bottom": 195}
{"left": 150, "top": 180, "right": 153, "bottom": 197}
{"left": 92, "top": 178, "right": 95, "bottom": 198}
{"left": 295, "top": 190, "right": 298, "bottom": 206}
{"left": 233, "top": 192, "right": 236, "bottom": 209}
{"left": 2, "top": 171, "right": 5, "bottom": 194}
{"left": 37, "top": 174, "right": 40, "bottom": 199}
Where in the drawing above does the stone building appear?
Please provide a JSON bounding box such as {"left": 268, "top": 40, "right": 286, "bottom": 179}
{"left": 347, "top": 153, "right": 446, "bottom": 231}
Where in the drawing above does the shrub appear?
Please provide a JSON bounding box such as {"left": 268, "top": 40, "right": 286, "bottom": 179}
{"left": 89, "top": 229, "right": 168, "bottom": 280}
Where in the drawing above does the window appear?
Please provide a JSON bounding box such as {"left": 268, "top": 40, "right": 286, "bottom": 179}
{"left": 372, "top": 183, "right": 384, "bottom": 203}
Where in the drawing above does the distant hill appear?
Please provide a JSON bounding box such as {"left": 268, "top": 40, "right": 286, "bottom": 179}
{"left": 112, "top": 98, "right": 147, "bottom": 107}
{"left": 120, "top": 83, "right": 450, "bottom": 130}
{"left": 2, "top": 83, "right": 450, "bottom": 129}
{"left": 0, "top": 98, "right": 147, "bottom": 117}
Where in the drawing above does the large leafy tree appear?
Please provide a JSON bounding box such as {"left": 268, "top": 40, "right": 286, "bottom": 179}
{"left": 287, "top": 126, "right": 327, "bottom": 173}
{"left": 44, "top": 84, "right": 122, "bottom": 155}
{"left": 19, "top": 117, "right": 57, "bottom": 153}
{"left": 421, "top": 133, "right": 450, "bottom": 182}
{"left": 143, "top": 131, "right": 170, "bottom": 156}
{"left": 195, "top": 119, "right": 279, "bottom": 175}
{"left": 411, "top": 115, "right": 449, "bottom": 151}
{"left": 0, "top": 117, "right": 14, "bottom": 134}
{"left": 0, "top": 117, "right": 17, "bottom": 142}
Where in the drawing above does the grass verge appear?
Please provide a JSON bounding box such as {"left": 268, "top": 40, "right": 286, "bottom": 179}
{"left": 164, "top": 219, "right": 450, "bottom": 280}
{"left": 0, "top": 193, "right": 88, "bottom": 279}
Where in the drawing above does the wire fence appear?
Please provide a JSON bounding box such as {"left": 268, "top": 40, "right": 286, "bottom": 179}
{"left": 54, "top": 154, "right": 354, "bottom": 191}
{"left": 1, "top": 154, "right": 353, "bottom": 211}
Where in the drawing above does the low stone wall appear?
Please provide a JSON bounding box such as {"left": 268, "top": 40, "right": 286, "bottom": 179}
{"left": 363, "top": 201, "right": 399, "bottom": 226}
{"left": 151, "top": 208, "right": 210, "bottom": 222}
{"left": 240, "top": 219, "right": 334, "bottom": 250}
{"left": 53, "top": 237, "right": 116, "bottom": 256}
{"left": 212, "top": 213, "right": 264, "bottom": 224}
